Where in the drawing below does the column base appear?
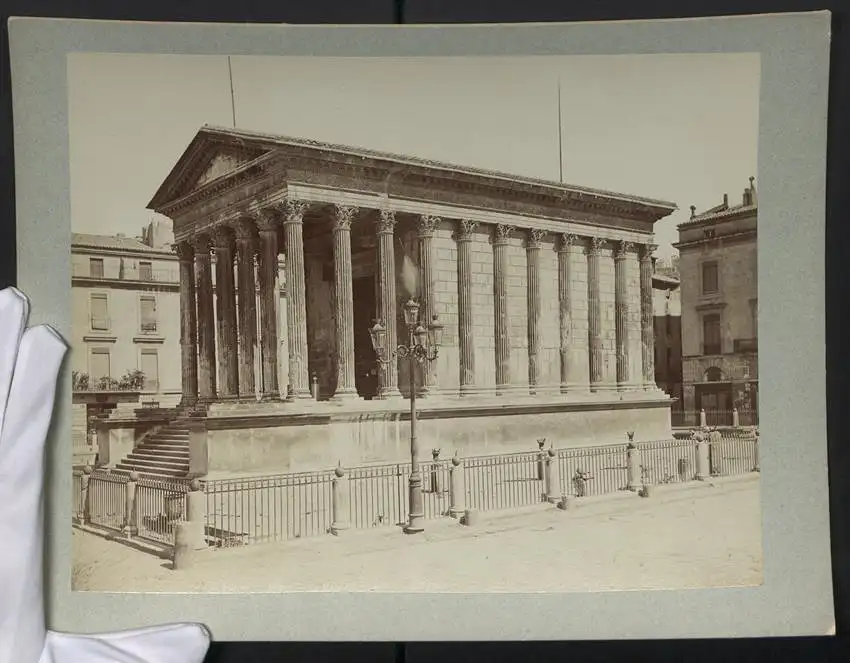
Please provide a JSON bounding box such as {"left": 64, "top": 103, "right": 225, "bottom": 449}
{"left": 260, "top": 392, "right": 282, "bottom": 402}
{"left": 331, "top": 389, "right": 361, "bottom": 403}
{"left": 376, "top": 387, "right": 404, "bottom": 400}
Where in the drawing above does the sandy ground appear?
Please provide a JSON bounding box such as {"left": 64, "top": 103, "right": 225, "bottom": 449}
{"left": 73, "top": 474, "right": 762, "bottom": 594}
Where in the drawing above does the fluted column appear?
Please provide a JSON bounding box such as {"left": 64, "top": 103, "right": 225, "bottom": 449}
{"left": 377, "top": 209, "right": 402, "bottom": 399}
{"left": 493, "top": 224, "right": 513, "bottom": 395}
{"left": 175, "top": 242, "right": 198, "bottom": 408}
{"left": 417, "top": 215, "right": 440, "bottom": 397}
{"left": 456, "top": 220, "right": 477, "bottom": 395}
{"left": 193, "top": 234, "right": 217, "bottom": 402}
{"left": 615, "top": 241, "right": 633, "bottom": 391}
{"left": 526, "top": 228, "right": 546, "bottom": 394}
{"left": 234, "top": 220, "right": 258, "bottom": 401}
{"left": 256, "top": 209, "right": 281, "bottom": 401}
{"left": 640, "top": 243, "right": 658, "bottom": 390}
{"left": 587, "top": 236, "right": 605, "bottom": 392}
{"left": 557, "top": 233, "right": 574, "bottom": 393}
{"left": 283, "top": 197, "right": 312, "bottom": 401}
{"left": 332, "top": 204, "right": 359, "bottom": 400}
{"left": 212, "top": 227, "right": 239, "bottom": 399}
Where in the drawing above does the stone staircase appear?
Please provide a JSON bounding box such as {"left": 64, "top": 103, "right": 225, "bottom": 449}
{"left": 114, "top": 420, "right": 191, "bottom": 481}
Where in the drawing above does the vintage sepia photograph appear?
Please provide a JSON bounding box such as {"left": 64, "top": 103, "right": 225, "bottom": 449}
{"left": 68, "top": 51, "right": 762, "bottom": 594}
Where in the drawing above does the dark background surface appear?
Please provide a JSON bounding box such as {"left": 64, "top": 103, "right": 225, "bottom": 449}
{"left": 1, "top": 1, "right": 847, "bottom": 661}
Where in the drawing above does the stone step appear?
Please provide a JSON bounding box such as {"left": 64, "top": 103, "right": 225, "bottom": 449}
{"left": 118, "top": 456, "right": 189, "bottom": 471}
{"left": 147, "top": 433, "right": 190, "bottom": 442}
{"left": 141, "top": 441, "right": 189, "bottom": 450}
{"left": 115, "top": 462, "right": 188, "bottom": 478}
{"left": 128, "top": 449, "right": 189, "bottom": 462}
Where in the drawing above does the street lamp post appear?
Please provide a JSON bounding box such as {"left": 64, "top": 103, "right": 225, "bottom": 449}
{"left": 369, "top": 297, "right": 443, "bottom": 534}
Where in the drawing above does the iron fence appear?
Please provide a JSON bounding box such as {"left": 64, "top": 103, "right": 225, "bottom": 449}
{"left": 464, "top": 451, "right": 547, "bottom": 511}
{"left": 708, "top": 429, "right": 759, "bottom": 476}
{"left": 671, "top": 409, "right": 759, "bottom": 428}
{"left": 638, "top": 439, "right": 699, "bottom": 486}
{"left": 134, "top": 478, "right": 189, "bottom": 544}
{"left": 86, "top": 471, "right": 127, "bottom": 531}
{"left": 558, "top": 444, "right": 630, "bottom": 497}
{"left": 74, "top": 432, "right": 759, "bottom": 551}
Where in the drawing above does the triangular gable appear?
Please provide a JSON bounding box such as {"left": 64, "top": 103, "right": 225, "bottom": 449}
{"left": 147, "top": 127, "right": 273, "bottom": 211}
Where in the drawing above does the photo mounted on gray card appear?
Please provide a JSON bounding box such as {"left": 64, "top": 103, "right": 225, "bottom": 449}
{"left": 68, "top": 52, "right": 762, "bottom": 593}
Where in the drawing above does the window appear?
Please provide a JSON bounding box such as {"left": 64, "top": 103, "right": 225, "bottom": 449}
{"left": 138, "top": 261, "right": 153, "bottom": 281}
{"left": 750, "top": 298, "right": 758, "bottom": 338}
{"left": 140, "top": 295, "right": 157, "bottom": 333}
{"left": 89, "top": 258, "right": 104, "bottom": 278}
{"left": 90, "top": 348, "right": 111, "bottom": 381}
{"left": 703, "top": 313, "right": 722, "bottom": 355}
{"left": 89, "top": 293, "right": 109, "bottom": 331}
{"left": 140, "top": 349, "right": 159, "bottom": 391}
{"left": 701, "top": 261, "right": 719, "bottom": 295}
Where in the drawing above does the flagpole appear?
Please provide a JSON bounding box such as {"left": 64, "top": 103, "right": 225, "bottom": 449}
{"left": 557, "top": 78, "right": 564, "bottom": 183}
{"left": 228, "top": 56, "right": 237, "bottom": 128}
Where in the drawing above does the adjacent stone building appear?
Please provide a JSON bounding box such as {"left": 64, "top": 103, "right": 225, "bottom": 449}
{"left": 116, "top": 125, "right": 679, "bottom": 477}
{"left": 674, "top": 178, "right": 758, "bottom": 423}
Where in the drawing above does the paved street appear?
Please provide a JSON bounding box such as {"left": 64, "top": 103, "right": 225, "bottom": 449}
{"left": 73, "top": 474, "right": 762, "bottom": 593}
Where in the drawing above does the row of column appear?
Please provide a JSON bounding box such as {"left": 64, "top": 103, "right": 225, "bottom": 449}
{"left": 176, "top": 198, "right": 658, "bottom": 407}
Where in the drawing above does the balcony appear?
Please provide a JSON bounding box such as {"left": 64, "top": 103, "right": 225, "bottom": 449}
{"left": 140, "top": 321, "right": 158, "bottom": 334}
{"left": 734, "top": 338, "right": 758, "bottom": 353}
{"left": 72, "top": 263, "right": 178, "bottom": 283}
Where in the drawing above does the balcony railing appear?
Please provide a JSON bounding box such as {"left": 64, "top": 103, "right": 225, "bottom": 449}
{"left": 73, "top": 263, "right": 178, "bottom": 283}
{"left": 140, "top": 321, "right": 158, "bottom": 333}
{"left": 734, "top": 338, "right": 758, "bottom": 352}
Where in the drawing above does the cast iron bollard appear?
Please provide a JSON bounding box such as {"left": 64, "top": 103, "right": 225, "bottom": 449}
{"left": 122, "top": 471, "right": 139, "bottom": 539}
{"left": 449, "top": 452, "right": 466, "bottom": 519}
{"left": 173, "top": 480, "right": 208, "bottom": 571}
{"left": 330, "top": 462, "right": 350, "bottom": 535}
{"left": 536, "top": 438, "right": 547, "bottom": 480}
{"left": 752, "top": 429, "right": 760, "bottom": 472}
{"left": 732, "top": 407, "right": 740, "bottom": 428}
{"left": 694, "top": 431, "right": 709, "bottom": 480}
{"left": 545, "top": 446, "right": 561, "bottom": 504}
{"left": 312, "top": 373, "right": 320, "bottom": 401}
{"left": 699, "top": 409, "right": 707, "bottom": 428}
{"left": 430, "top": 448, "right": 442, "bottom": 493}
{"left": 79, "top": 464, "right": 92, "bottom": 525}
{"left": 626, "top": 432, "right": 641, "bottom": 492}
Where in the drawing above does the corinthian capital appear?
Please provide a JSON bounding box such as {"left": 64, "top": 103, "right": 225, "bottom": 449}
{"left": 211, "top": 225, "right": 235, "bottom": 251}
{"left": 174, "top": 241, "right": 194, "bottom": 262}
{"left": 587, "top": 236, "right": 606, "bottom": 254}
{"left": 558, "top": 233, "right": 577, "bottom": 253}
{"left": 615, "top": 240, "right": 635, "bottom": 260}
{"left": 493, "top": 224, "right": 514, "bottom": 245}
{"left": 639, "top": 243, "right": 658, "bottom": 261}
{"left": 455, "top": 219, "right": 478, "bottom": 242}
{"left": 526, "top": 228, "right": 547, "bottom": 249}
{"left": 284, "top": 196, "right": 309, "bottom": 224}
{"left": 377, "top": 209, "right": 397, "bottom": 234}
{"left": 233, "top": 218, "right": 258, "bottom": 243}
{"left": 418, "top": 215, "right": 440, "bottom": 237}
{"left": 334, "top": 204, "right": 358, "bottom": 230}
{"left": 191, "top": 233, "right": 212, "bottom": 255}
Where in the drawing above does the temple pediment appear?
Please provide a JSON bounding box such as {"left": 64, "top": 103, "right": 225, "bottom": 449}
{"left": 148, "top": 127, "right": 274, "bottom": 210}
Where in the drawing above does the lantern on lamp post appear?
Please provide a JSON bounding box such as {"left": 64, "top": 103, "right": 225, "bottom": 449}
{"left": 369, "top": 297, "right": 443, "bottom": 534}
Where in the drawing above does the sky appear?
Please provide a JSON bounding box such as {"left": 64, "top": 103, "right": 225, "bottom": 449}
{"left": 67, "top": 52, "right": 760, "bottom": 259}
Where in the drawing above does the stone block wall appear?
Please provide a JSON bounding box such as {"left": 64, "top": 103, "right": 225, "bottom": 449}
{"left": 566, "top": 244, "right": 590, "bottom": 390}
{"left": 626, "top": 253, "right": 643, "bottom": 387}
{"left": 538, "top": 239, "right": 560, "bottom": 389}
{"left": 432, "top": 223, "right": 459, "bottom": 392}
{"left": 598, "top": 249, "right": 617, "bottom": 386}
{"left": 505, "top": 234, "right": 529, "bottom": 388}
{"left": 469, "top": 228, "right": 496, "bottom": 390}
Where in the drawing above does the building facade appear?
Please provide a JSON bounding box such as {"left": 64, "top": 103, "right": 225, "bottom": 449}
{"left": 652, "top": 269, "right": 682, "bottom": 407}
{"left": 71, "top": 225, "right": 184, "bottom": 403}
{"left": 121, "top": 125, "right": 679, "bottom": 476}
{"left": 674, "top": 178, "right": 758, "bottom": 422}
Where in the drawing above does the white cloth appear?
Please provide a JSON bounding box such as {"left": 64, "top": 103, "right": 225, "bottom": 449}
{"left": 0, "top": 287, "right": 211, "bottom": 663}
